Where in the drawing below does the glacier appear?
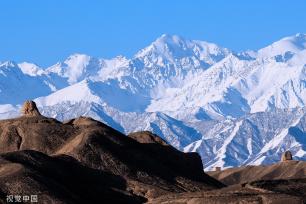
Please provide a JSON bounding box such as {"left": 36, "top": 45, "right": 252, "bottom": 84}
{"left": 0, "top": 33, "right": 306, "bottom": 170}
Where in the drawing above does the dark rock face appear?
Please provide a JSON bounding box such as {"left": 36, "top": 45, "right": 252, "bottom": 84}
{"left": 127, "top": 131, "right": 209, "bottom": 184}
{"left": 0, "top": 105, "right": 224, "bottom": 203}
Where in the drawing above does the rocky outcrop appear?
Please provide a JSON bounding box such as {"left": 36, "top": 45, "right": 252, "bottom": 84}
{"left": 20, "top": 100, "right": 41, "bottom": 116}
{"left": 281, "top": 150, "right": 293, "bottom": 161}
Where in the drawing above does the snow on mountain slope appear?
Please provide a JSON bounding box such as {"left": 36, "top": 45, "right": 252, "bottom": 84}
{"left": 35, "top": 79, "right": 102, "bottom": 106}
{"left": 146, "top": 54, "right": 254, "bottom": 118}
{"left": 46, "top": 54, "right": 102, "bottom": 84}
{"left": 185, "top": 108, "right": 306, "bottom": 170}
{"left": 0, "top": 33, "right": 306, "bottom": 170}
{"left": 129, "top": 34, "right": 231, "bottom": 91}
{"left": 97, "top": 56, "right": 130, "bottom": 81}
{"left": 146, "top": 34, "right": 306, "bottom": 118}
{"left": 37, "top": 101, "right": 201, "bottom": 149}
{"left": 18, "top": 62, "right": 44, "bottom": 76}
{"left": 0, "top": 61, "right": 55, "bottom": 105}
{"left": 235, "top": 57, "right": 306, "bottom": 113}
{"left": 135, "top": 34, "right": 231, "bottom": 68}
{"left": 258, "top": 33, "right": 306, "bottom": 59}
{"left": 35, "top": 79, "right": 150, "bottom": 112}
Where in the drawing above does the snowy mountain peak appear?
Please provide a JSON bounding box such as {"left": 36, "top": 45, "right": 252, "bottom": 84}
{"left": 46, "top": 54, "right": 101, "bottom": 84}
{"left": 135, "top": 34, "right": 231, "bottom": 70}
{"left": 64, "top": 53, "right": 91, "bottom": 64}
{"left": 258, "top": 33, "right": 306, "bottom": 58}
{"left": 155, "top": 33, "right": 186, "bottom": 44}
{"left": 284, "top": 33, "right": 306, "bottom": 45}
{"left": 18, "top": 62, "right": 44, "bottom": 76}
{"left": 135, "top": 34, "right": 188, "bottom": 59}
{"left": 152, "top": 34, "right": 196, "bottom": 53}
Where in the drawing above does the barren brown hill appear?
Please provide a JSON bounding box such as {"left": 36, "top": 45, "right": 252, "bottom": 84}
{"left": 207, "top": 160, "right": 306, "bottom": 185}
{"left": 0, "top": 101, "right": 224, "bottom": 203}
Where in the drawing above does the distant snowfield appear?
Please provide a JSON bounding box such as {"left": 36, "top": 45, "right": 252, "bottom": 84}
{"left": 1, "top": 33, "right": 306, "bottom": 170}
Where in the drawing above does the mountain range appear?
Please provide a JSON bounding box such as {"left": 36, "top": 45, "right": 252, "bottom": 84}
{"left": 1, "top": 33, "right": 306, "bottom": 170}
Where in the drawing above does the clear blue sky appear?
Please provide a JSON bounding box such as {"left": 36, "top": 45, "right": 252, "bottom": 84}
{"left": 1, "top": 0, "right": 306, "bottom": 67}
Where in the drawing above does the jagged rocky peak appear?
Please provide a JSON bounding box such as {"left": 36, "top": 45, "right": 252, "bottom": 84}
{"left": 281, "top": 151, "right": 293, "bottom": 161}
{"left": 21, "top": 100, "right": 41, "bottom": 117}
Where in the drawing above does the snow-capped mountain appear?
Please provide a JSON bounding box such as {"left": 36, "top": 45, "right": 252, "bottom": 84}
{"left": 185, "top": 108, "right": 306, "bottom": 170}
{"left": 0, "top": 33, "right": 305, "bottom": 170}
